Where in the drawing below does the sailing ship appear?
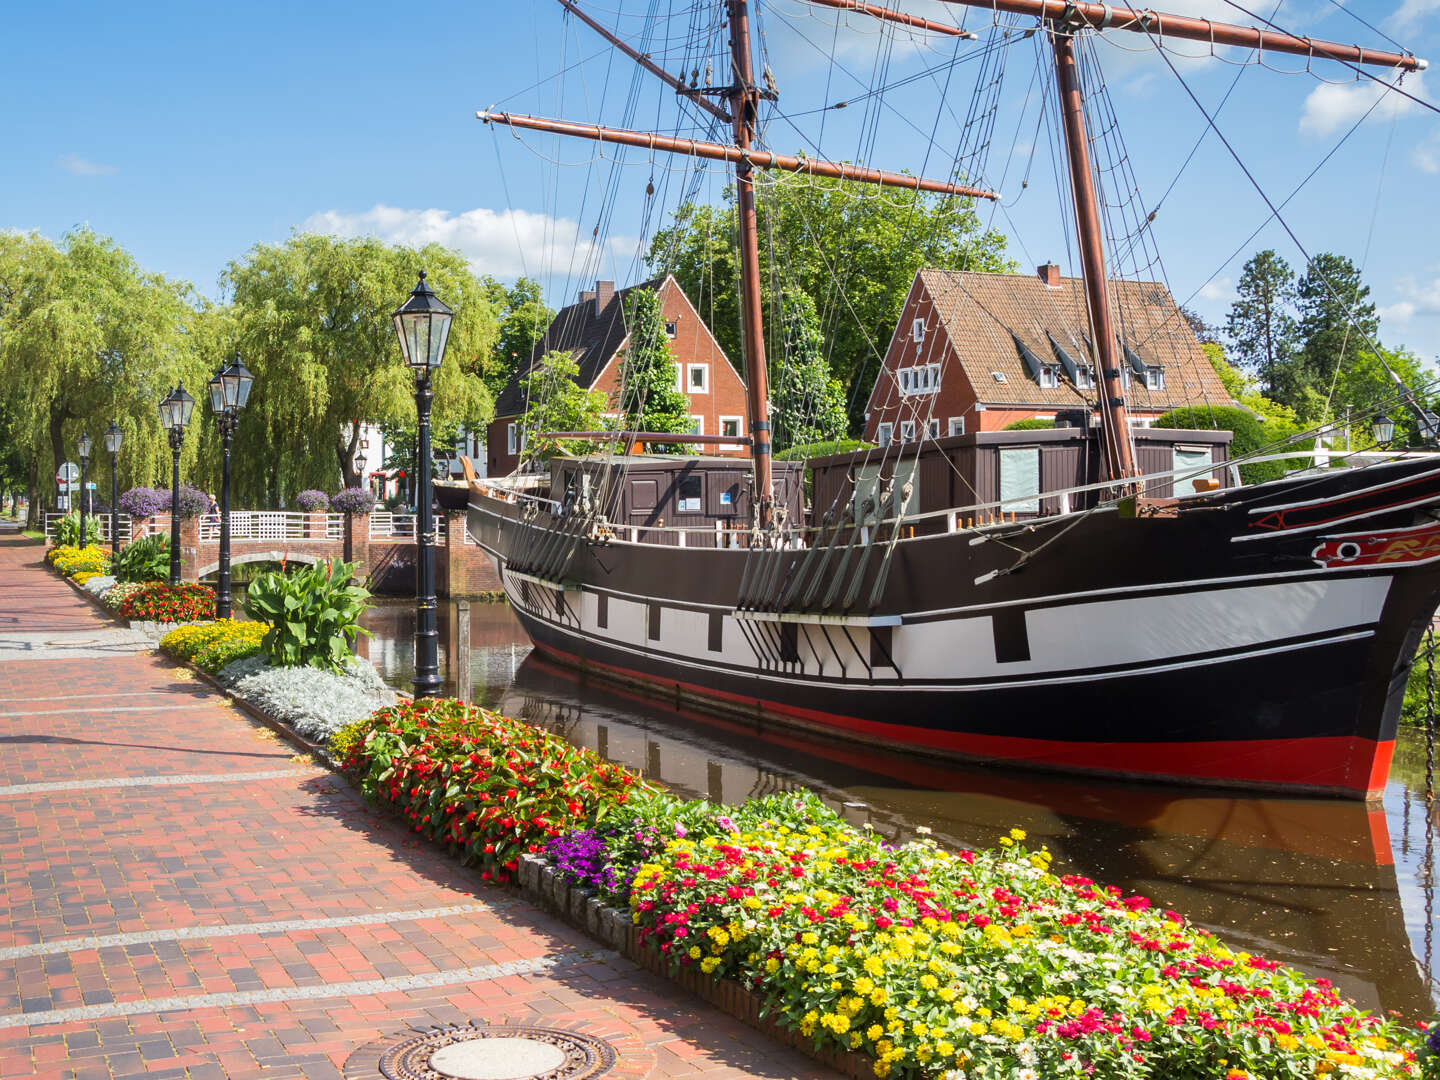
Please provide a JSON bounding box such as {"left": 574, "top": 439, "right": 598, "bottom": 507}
{"left": 465, "top": 0, "right": 1440, "bottom": 799}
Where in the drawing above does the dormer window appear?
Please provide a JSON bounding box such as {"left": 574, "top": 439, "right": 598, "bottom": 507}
{"left": 1145, "top": 367, "right": 1165, "bottom": 391}
{"left": 1038, "top": 364, "right": 1059, "bottom": 389}
{"left": 1074, "top": 365, "right": 1096, "bottom": 390}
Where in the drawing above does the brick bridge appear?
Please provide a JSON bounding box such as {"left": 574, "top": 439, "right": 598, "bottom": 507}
{"left": 101, "top": 510, "right": 500, "bottom": 597}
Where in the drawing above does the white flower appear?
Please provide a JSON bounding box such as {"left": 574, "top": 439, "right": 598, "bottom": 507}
{"left": 1017, "top": 1070, "right": 1038, "bottom": 1080}
{"left": 1016, "top": 1045, "right": 1037, "bottom": 1066}
{"left": 916, "top": 825, "right": 932, "bottom": 835}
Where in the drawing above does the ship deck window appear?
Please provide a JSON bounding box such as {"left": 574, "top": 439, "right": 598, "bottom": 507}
{"left": 999, "top": 447, "right": 1041, "bottom": 515}
{"left": 678, "top": 476, "right": 702, "bottom": 513}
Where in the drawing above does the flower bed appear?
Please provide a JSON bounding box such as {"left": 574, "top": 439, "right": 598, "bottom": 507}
{"left": 160, "top": 619, "right": 266, "bottom": 673}
{"left": 335, "top": 701, "right": 1438, "bottom": 1080}
{"left": 113, "top": 581, "right": 216, "bottom": 623}
{"left": 82, "top": 575, "right": 117, "bottom": 597}
{"left": 336, "top": 698, "right": 657, "bottom": 883}
{"left": 101, "top": 580, "right": 144, "bottom": 612}
{"left": 47, "top": 544, "right": 111, "bottom": 577}
{"left": 217, "top": 655, "right": 395, "bottom": 744}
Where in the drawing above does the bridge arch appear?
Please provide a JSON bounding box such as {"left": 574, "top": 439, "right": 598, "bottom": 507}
{"left": 194, "top": 550, "right": 322, "bottom": 580}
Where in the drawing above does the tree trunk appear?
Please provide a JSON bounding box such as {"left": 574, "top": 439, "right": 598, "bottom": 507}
{"left": 336, "top": 420, "right": 362, "bottom": 489}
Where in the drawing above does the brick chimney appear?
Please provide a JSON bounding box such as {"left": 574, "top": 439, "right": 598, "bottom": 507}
{"left": 594, "top": 280, "right": 615, "bottom": 315}
{"left": 1038, "top": 263, "right": 1062, "bottom": 287}
{"left": 578, "top": 289, "right": 596, "bottom": 305}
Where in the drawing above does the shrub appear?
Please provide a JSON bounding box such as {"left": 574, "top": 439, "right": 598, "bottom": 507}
{"left": 330, "top": 487, "right": 374, "bottom": 515}
{"left": 294, "top": 489, "right": 330, "bottom": 512}
{"left": 221, "top": 656, "right": 394, "bottom": 743}
{"left": 118, "top": 487, "right": 169, "bottom": 519}
{"left": 53, "top": 513, "right": 100, "bottom": 547}
{"left": 1003, "top": 417, "right": 1056, "bottom": 431}
{"left": 113, "top": 534, "right": 169, "bottom": 583}
{"left": 337, "top": 698, "right": 655, "bottom": 883}
{"left": 242, "top": 559, "right": 371, "bottom": 672}
{"left": 113, "top": 582, "right": 216, "bottom": 622}
{"left": 776, "top": 439, "right": 875, "bottom": 461}
{"left": 1152, "top": 405, "right": 1306, "bottom": 486}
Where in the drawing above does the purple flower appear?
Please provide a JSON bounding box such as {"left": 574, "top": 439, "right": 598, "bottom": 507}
{"left": 331, "top": 487, "right": 374, "bottom": 515}
{"left": 547, "top": 829, "right": 618, "bottom": 892}
{"left": 674, "top": 823, "right": 687, "bottom": 838}
{"left": 295, "top": 489, "right": 330, "bottom": 512}
{"left": 1428, "top": 1026, "right": 1440, "bottom": 1055}
{"left": 118, "top": 487, "right": 169, "bottom": 519}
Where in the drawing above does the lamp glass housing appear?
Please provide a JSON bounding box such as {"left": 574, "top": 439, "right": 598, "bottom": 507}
{"left": 160, "top": 383, "right": 195, "bottom": 431}
{"left": 392, "top": 271, "right": 454, "bottom": 373}
{"left": 207, "top": 368, "right": 225, "bottom": 415}
{"left": 1372, "top": 413, "right": 1396, "bottom": 445}
{"left": 221, "top": 359, "right": 254, "bottom": 410}
{"left": 77, "top": 432, "right": 92, "bottom": 460}
{"left": 103, "top": 422, "right": 122, "bottom": 454}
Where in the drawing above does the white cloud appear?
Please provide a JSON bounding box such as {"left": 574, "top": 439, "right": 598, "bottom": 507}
{"left": 1380, "top": 275, "right": 1440, "bottom": 324}
{"left": 1414, "top": 127, "right": 1440, "bottom": 172}
{"left": 300, "top": 204, "right": 636, "bottom": 281}
{"left": 57, "top": 153, "right": 116, "bottom": 177}
{"left": 1299, "top": 72, "right": 1427, "bottom": 137}
{"left": 1387, "top": 0, "right": 1440, "bottom": 28}
{"left": 1198, "top": 276, "right": 1235, "bottom": 302}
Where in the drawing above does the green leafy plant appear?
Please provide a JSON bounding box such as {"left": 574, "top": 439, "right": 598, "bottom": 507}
{"left": 241, "top": 559, "right": 372, "bottom": 672}
{"left": 113, "top": 534, "right": 170, "bottom": 583}
{"left": 54, "top": 513, "right": 100, "bottom": 547}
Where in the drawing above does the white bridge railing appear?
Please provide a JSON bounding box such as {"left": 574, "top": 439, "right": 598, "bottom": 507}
{"left": 198, "top": 512, "right": 343, "bottom": 542}
{"left": 369, "top": 512, "right": 448, "bottom": 542}
{"left": 44, "top": 513, "right": 135, "bottom": 545}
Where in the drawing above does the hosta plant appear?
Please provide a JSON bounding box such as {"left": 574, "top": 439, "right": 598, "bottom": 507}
{"left": 54, "top": 513, "right": 100, "bottom": 547}
{"left": 242, "top": 558, "right": 371, "bottom": 672}
{"left": 113, "top": 534, "right": 169, "bottom": 583}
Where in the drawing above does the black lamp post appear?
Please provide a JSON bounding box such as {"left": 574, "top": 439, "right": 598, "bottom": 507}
{"left": 207, "top": 356, "right": 254, "bottom": 619}
{"left": 392, "top": 271, "right": 453, "bottom": 699}
{"left": 158, "top": 383, "right": 195, "bottom": 586}
{"left": 76, "top": 432, "right": 92, "bottom": 546}
{"left": 104, "top": 422, "right": 122, "bottom": 555}
{"left": 346, "top": 447, "right": 367, "bottom": 563}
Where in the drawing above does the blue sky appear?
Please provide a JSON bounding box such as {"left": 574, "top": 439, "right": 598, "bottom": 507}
{"left": 4, "top": 0, "right": 1438, "bottom": 366}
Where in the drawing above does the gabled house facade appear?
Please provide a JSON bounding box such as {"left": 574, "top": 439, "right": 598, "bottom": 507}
{"left": 863, "top": 264, "right": 1233, "bottom": 446}
{"left": 486, "top": 276, "right": 748, "bottom": 476}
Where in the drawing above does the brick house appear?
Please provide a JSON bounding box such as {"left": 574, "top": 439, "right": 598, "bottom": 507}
{"left": 863, "top": 265, "right": 1233, "bottom": 446}
{"left": 485, "top": 276, "right": 748, "bottom": 476}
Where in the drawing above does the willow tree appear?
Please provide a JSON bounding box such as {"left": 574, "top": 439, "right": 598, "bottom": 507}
{"left": 223, "top": 235, "right": 497, "bottom": 505}
{"left": 0, "top": 229, "right": 209, "bottom": 524}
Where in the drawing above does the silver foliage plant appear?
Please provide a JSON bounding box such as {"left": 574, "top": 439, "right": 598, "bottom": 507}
{"left": 216, "top": 655, "right": 395, "bottom": 743}
{"left": 83, "top": 575, "right": 117, "bottom": 597}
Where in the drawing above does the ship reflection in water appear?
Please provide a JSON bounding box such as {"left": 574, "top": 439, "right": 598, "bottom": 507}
{"left": 361, "top": 598, "right": 1440, "bottom": 1020}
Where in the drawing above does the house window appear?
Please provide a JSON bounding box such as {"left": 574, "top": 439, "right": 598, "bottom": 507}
{"left": 506, "top": 423, "right": 519, "bottom": 455}
{"left": 898, "top": 368, "right": 913, "bottom": 395}
{"left": 999, "top": 447, "right": 1041, "bottom": 515}
{"left": 898, "top": 363, "right": 940, "bottom": 396}
{"left": 678, "top": 476, "right": 703, "bottom": 513}
{"left": 927, "top": 418, "right": 940, "bottom": 439}
{"left": 1038, "top": 365, "right": 1059, "bottom": 389}
{"left": 720, "top": 416, "right": 741, "bottom": 438}
{"left": 688, "top": 363, "right": 709, "bottom": 393}
{"left": 1074, "top": 366, "right": 1096, "bottom": 390}
{"left": 912, "top": 318, "right": 925, "bottom": 344}
{"left": 877, "top": 422, "right": 894, "bottom": 446}
{"left": 900, "top": 420, "right": 916, "bottom": 443}
{"left": 948, "top": 417, "right": 965, "bottom": 436}
{"left": 687, "top": 416, "right": 704, "bottom": 436}
{"left": 1145, "top": 367, "right": 1165, "bottom": 391}
{"left": 665, "top": 320, "right": 678, "bottom": 338}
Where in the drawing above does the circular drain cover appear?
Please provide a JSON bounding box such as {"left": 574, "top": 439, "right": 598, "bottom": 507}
{"left": 368, "top": 1025, "right": 617, "bottom": 1080}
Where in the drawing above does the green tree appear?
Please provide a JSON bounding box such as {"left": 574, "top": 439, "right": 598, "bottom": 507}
{"left": 647, "top": 174, "right": 1012, "bottom": 429}
{"left": 0, "top": 229, "right": 209, "bottom": 526}
{"left": 1295, "top": 253, "right": 1378, "bottom": 400}
{"left": 770, "top": 291, "right": 847, "bottom": 453}
{"left": 617, "top": 289, "right": 691, "bottom": 440}
{"left": 517, "top": 351, "right": 608, "bottom": 464}
{"left": 223, "top": 234, "right": 496, "bottom": 505}
{"left": 482, "top": 276, "right": 553, "bottom": 398}
{"left": 1335, "top": 345, "right": 1436, "bottom": 447}
{"left": 1203, "top": 341, "right": 1301, "bottom": 429}
{"left": 1226, "top": 250, "right": 1301, "bottom": 408}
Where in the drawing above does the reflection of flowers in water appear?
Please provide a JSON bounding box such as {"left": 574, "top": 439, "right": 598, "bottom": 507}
{"left": 1428, "top": 1024, "right": 1440, "bottom": 1055}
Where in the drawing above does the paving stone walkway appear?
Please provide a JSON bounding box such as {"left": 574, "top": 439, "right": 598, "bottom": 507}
{"left": 0, "top": 531, "right": 837, "bottom": 1080}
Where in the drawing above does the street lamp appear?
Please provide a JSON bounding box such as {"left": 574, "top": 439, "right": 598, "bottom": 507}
{"left": 392, "top": 270, "right": 453, "bottom": 699}
{"left": 104, "top": 422, "right": 122, "bottom": 555}
{"left": 76, "top": 432, "right": 92, "bottom": 547}
{"left": 346, "top": 447, "right": 368, "bottom": 563}
{"left": 207, "top": 355, "right": 254, "bottom": 619}
{"left": 1372, "top": 412, "right": 1396, "bottom": 447}
{"left": 158, "top": 382, "right": 195, "bottom": 586}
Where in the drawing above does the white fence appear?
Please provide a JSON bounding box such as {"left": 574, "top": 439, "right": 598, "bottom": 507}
{"left": 198, "top": 512, "right": 343, "bottom": 542}
{"left": 44, "top": 513, "right": 135, "bottom": 545}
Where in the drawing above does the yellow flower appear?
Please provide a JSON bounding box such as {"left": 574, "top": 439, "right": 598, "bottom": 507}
{"left": 688, "top": 946, "right": 701, "bottom": 960}
{"left": 866, "top": 1024, "right": 884, "bottom": 1042}
{"left": 920, "top": 974, "right": 939, "bottom": 990}
{"left": 853, "top": 976, "right": 875, "bottom": 995}
{"left": 764, "top": 958, "right": 780, "bottom": 974}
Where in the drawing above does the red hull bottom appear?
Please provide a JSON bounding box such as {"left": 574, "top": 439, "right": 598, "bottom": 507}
{"left": 534, "top": 641, "right": 1396, "bottom": 800}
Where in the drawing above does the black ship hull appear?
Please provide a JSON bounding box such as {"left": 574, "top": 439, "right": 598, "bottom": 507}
{"left": 467, "top": 457, "right": 1440, "bottom": 798}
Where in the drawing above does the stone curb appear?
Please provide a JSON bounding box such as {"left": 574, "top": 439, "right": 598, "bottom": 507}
{"left": 51, "top": 566, "right": 868, "bottom": 1079}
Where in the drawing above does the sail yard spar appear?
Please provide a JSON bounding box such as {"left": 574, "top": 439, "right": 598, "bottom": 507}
{"left": 481, "top": 0, "right": 1424, "bottom": 506}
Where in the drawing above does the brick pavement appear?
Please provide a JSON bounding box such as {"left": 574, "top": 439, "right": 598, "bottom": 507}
{"left": 0, "top": 532, "right": 838, "bottom": 1080}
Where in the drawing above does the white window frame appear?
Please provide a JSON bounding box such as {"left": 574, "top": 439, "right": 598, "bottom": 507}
{"left": 688, "top": 415, "right": 704, "bottom": 436}
{"left": 898, "top": 363, "right": 940, "bottom": 397}
{"left": 506, "top": 423, "right": 518, "bottom": 455}
{"left": 912, "top": 318, "right": 926, "bottom": 344}
{"left": 877, "top": 422, "right": 894, "bottom": 446}
{"left": 898, "top": 368, "right": 913, "bottom": 395}
{"left": 719, "top": 415, "right": 742, "bottom": 439}
{"left": 1074, "top": 366, "right": 1096, "bottom": 390}
{"left": 665, "top": 320, "right": 678, "bottom": 338}
{"left": 1038, "top": 365, "right": 1059, "bottom": 389}
{"left": 927, "top": 418, "right": 940, "bottom": 439}
{"left": 687, "top": 363, "right": 710, "bottom": 394}
{"left": 1145, "top": 367, "right": 1165, "bottom": 391}
{"left": 900, "top": 419, "right": 917, "bottom": 443}
{"left": 948, "top": 417, "right": 965, "bottom": 437}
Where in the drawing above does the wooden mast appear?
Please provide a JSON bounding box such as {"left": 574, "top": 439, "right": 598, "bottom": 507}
{"left": 1052, "top": 24, "right": 1135, "bottom": 481}
{"left": 727, "top": 0, "right": 776, "bottom": 529}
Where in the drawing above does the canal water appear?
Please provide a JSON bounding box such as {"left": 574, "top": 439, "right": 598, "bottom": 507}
{"left": 360, "top": 597, "right": 1440, "bottom": 1022}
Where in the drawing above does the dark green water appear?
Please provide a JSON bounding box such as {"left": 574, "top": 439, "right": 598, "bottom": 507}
{"left": 360, "top": 597, "right": 1440, "bottom": 1023}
